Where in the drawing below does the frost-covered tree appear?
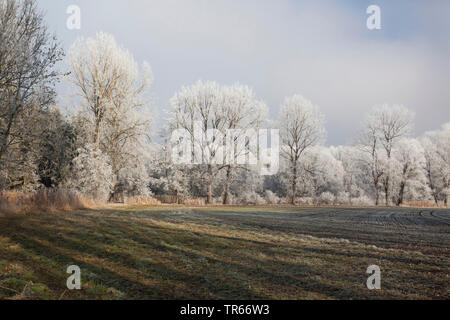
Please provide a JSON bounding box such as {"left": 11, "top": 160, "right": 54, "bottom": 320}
{"left": 278, "top": 95, "right": 325, "bottom": 204}
{"left": 37, "top": 107, "right": 77, "bottom": 188}
{"left": 68, "top": 32, "right": 153, "bottom": 200}
{"left": 68, "top": 144, "right": 113, "bottom": 201}
{"left": 421, "top": 123, "right": 450, "bottom": 206}
{"left": 69, "top": 32, "right": 151, "bottom": 151}
{"left": 219, "top": 84, "right": 267, "bottom": 204}
{"left": 359, "top": 104, "right": 414, "bottom": 205}
{"left": 168, "top": 81, "right": 267, "bottom": 204}
{"left": 391, "top": 138, "right": 427, "bottom": 206}
{"left": 330, "top": 146, "right": 369, "bottom": 204}
{"left": 299, "top": 146, "right": 344, "bottom": 203}
{"left": 0, "top": 0, "right": 64, "bottom": 185}
{"left": 168, "top": 81, "right": 223, "bottom": 204}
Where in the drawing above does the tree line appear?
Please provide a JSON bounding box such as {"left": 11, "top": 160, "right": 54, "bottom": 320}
{"left": 1, "top": 0, "right": 449, "bottom": 207}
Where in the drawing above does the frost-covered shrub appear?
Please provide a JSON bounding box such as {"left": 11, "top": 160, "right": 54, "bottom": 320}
{"left": 265, "top": 190, "right": 280, "bottom": 204}
{"left": 336, "top": 192, "right": 350, "bottom": 205}
{"left": 237, "top": 192, "right": 266, "bottom": 205}
{"left": 318, "top": 192, "right": 335, "bottom": 204}
{"left": 118, "top": 161, "right": 151, "bottom": 198}
{"left": 351, "top": 195, "right": 373, "bottom": 206}
{"left": 68, "top": 144, "right": 113, "bottom": 202}
{"left": 297, "top": 197, "right": 314, "bottom": 205}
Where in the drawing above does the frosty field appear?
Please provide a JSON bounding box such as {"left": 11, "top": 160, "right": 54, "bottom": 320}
{"left": 0, "top": 206, "right": 448, "bottom": 300}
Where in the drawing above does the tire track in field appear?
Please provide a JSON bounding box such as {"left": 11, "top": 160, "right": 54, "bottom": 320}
{"left": 429, "top": 211, "right": 450, "bottom": 226}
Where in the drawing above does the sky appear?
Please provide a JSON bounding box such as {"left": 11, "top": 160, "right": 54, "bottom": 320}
{"left": 38, "top": 0, "right": 450, "bottom": 146}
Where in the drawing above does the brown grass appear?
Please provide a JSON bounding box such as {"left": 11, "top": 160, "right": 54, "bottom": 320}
{"left": 0, "top": 190, "right": 91, "bottom": 215}
{"left": 125, "top": 196, "right": 161, "bottom": 206}
{"left": 403, "top": 201, "right": 440, "bottom": 208}
{"left": 183, "top": 198, "right": 207, "bottom": 206}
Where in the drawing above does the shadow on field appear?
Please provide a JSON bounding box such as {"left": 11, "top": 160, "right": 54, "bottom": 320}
{"left": 0, "top": 208, "right": 448, "bottom": 299}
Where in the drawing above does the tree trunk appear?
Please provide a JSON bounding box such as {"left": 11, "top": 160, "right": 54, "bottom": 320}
{"left": 375, "top": 184, "right": 380, "bottom": 206}
{"left": 94, "top": 119, "right": 101, "bottom": 152}
{"left": 426, "top": 165, "right": 439, "bottom": 206}
{"left": 396, "top": 181, "right": 405, "bottom": 206}
{"left": 291, "top": 164, "right": 297, "bottom": 205}
{"left": 223, "top": 165, "right": 232, "bottom": 205}
{"left": 206, "top": 164, "right": 213, "bottom": 204}
{"left": 384, "top": 176, "right": 390, "bottom": 206}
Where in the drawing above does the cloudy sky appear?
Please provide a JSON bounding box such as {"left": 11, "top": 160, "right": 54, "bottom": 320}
{"left": 39, "top": 0, "right": 450, "bottom": 145}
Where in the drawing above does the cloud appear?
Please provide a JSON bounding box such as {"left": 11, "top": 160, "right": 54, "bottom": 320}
{"left": 40, "top": 0, "right": 450, "bottom": 145}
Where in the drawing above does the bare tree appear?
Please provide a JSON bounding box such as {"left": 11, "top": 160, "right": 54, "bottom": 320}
{"left": 0, "top": 0, "right": 63, "bottom": 166}
{"left": 69, "top": 32, "right": 150, "bottom": 152}
{"left": 365, "top": 104, "right": 414, "bottom": 205}
{"left": 169, "top": 81, "right": 224, "bottom": 204}
{"left": 358, "top": 121, "right": 384, "bottom": 205}
{"left": 278, "top": 95, "right": 325, "bottom": 205}
{"left": 220, "top": 84, "right": 267, "bottom": 204}
{"left": 68, "top": 33, "right": 153, "bottom": 200}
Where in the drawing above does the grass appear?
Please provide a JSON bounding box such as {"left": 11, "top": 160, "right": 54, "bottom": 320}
{"left": 0, "top": 206, "right": 448, "bottom": 300}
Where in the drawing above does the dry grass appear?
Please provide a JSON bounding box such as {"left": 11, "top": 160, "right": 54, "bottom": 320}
{"left": 0, "top": 190, "right": 92, "bottom": 215}
{"left": 403, "top": 201, "right": 440, "bottom": 208}
{"left": 125, "top": 196, "right": 161, "bottom": 206}
{"left": 183, "top": 198, "right": 206, "bottom": 206}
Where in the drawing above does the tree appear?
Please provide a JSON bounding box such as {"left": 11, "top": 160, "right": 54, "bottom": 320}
{"left": 360, "top": 104, "right": 414, "bottom": 205}
{"left": 219, "top": 84, "right": 267, "bottom": 204}
{"left": 421, "top": 123, "right": 450, "bottom": 206}
{"left": 68, "top": 144, "right": 113, "bottom": 201}
{"left": 68, "top": 32, "right": 153, "bottom": 200}
{"left": 392, "top": 138, "right": 427, "bottom": 206}
{"left": 278, "top": 95, "right": 325, "bottom": 204}
{"left": 69, "top": 32, "right": 151, "bottom": 152}
{"left": 300, "top": 146, "right": 344, "bottom": 203}
{"left": 37, "top": 107, "right": 77, "bottom": 188}
{"left": 357, "top": 117, "right": 384, "bottom": 205}
{"left": 169, "top": 81, "right": 267, "bottom": 204}
{"left": 0, "top": 0, "right": 64, "bottom": 178}
{"left": 169, "top": 80, "right": 223, "bottom": 204}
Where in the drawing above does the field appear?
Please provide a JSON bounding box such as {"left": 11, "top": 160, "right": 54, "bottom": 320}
{"left": 0, "top": 206, "right": 449, "bottom": 300}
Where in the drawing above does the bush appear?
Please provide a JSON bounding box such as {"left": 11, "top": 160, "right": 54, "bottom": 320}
{"left": 318, "top": 192, "right": 335, "bottom": 205}
{"left": 351, "top": 195, "right": 373, "bottom": 206}
{"left": 67, "top": 144, "right": 113, "bottom": 202}
{"left": 336, "top": 192, "right": 350, "bottom": 205}
{"left": 236, "top": 192, "right": 266, "bottom": 205}
{"left": 297, "top": 197, "right": 314, "bottom": 205}
{"left": 265, "top": 190, "right": 280, "bottom": 204}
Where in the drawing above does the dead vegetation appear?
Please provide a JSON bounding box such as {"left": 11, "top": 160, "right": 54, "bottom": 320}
{"left": 0, "top": 190, "right": 89, "bottom": 215}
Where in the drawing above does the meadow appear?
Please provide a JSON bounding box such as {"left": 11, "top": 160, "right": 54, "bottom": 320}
{"left": 0, "top": 206, "right": 448, "bottom": 300}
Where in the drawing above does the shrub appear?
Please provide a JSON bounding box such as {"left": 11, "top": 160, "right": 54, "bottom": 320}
{"left": 351, "top": 195, "right": 373, "bottom": 206}
{"left": 318, "top": 192, "right": 335, "bottom": 205}
{"left": 336, "top": 192, "right": 350, "bottom": 205}
{"left": 67, "top": 144, "right": 113, "bottom": 202}
{"left": 297, "top": 197, "right": 314, "bottom": 205}
{"left": 236, "top": 192, "right": 266, "bottom": 205}
{"left": 265, "top": 190, "right": 280, "bottom": 204}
